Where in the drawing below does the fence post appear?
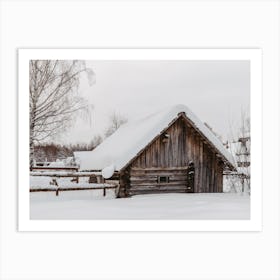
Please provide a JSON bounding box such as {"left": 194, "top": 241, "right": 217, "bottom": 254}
{"left": 56, "top": 188, "right": 59, "bottom": 196}
{"left": 103, "top": 188, "right": 106, "bottom": 197}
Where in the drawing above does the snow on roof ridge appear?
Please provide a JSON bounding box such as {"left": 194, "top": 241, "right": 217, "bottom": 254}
{"left": 76, "top": 104, "right": 236, "bottom": 172}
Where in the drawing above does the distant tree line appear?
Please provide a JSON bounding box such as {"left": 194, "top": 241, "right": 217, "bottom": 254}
{"left": 34, "top": 140, "right": 100, "bottom": 163}
{"left": 33, "top": 111, "right": 127, "bottom": 163}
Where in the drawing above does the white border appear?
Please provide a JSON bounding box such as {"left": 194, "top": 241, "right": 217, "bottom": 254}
{"left": 18, "top": 48, "right": 262, "bottom": 231}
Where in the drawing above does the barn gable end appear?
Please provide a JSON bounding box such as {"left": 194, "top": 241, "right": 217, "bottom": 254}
{"left": 118, "top": 115, "right": 225, "bottom": 197}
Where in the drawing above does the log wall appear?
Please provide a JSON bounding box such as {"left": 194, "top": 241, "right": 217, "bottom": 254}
{"left": 118, "top": 116, "right": 224, "bottom": 197}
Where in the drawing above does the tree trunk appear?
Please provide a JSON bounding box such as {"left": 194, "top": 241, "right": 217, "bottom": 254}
{"left": 29, "top": 140, "right": 34, "bottom": 171}
{"left": 29, "top": 97, "right": 36, "bottom": 171}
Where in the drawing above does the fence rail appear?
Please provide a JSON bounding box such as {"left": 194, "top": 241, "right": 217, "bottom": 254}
{"left": 30, "top": 185, "right": 118, "bottom": 197}
{"left": 30, "top": 171, "right": 118, "bottom": 197}
{"left": 32, "top": 166, "right": 79, "bottom": 171}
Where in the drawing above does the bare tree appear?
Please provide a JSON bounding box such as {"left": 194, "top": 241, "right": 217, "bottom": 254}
{"left": 104, "top": 112, "right": 128, "bottom": 138}
{"left": 225, "top": 110, "right": 250, "bottom": 193}
{"left": 29, "top": 60, "right": 94, "bottom": 170}
{"left": 236, "top": 111, "right": 250, "bottom": 193}
{"left": 88, "top": 135, "right": 103, "bottom": 150}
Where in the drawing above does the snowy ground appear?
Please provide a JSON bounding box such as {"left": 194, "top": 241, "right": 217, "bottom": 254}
{"left": 30, "top": 191, "right": 250, "bottom": 220}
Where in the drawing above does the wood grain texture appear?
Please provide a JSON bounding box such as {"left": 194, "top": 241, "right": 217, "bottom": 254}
{"left": 117, "top": 115, "right": 224, "bottom": 197}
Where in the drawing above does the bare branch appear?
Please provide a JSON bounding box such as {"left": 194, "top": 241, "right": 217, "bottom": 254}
{"left": 29, "top": 60, "right": 94, "bottom": 170}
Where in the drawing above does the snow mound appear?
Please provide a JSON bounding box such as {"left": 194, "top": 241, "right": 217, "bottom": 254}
{"left": 101, "top": 164, "right": 115, "bottom": 179}
{"left": 30, "top": 193, "right": 250, "bottom": 220}
{"left": 48, "top": 161, "right": 65, "bottom": 167}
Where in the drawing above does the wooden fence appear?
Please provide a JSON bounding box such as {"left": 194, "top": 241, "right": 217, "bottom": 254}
{"left": 32, "top": 166, "right": 79, "bottom": 172}
{"left": 30, "top": 172, "right": 118, "bottom": 197}
{"left": 30, "top": 186, "right": 118, "bottom": 197}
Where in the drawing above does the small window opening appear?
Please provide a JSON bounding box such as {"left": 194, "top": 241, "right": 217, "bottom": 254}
{"left": 158, "top": 176, "right": 169, "bottom": 183}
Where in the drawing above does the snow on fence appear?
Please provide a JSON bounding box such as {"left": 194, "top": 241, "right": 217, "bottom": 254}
{"left": 30, "top": 172, "right": 118, "bottom": 197}
{"left": 32, "top": 166, "right": 79, "bottom": 172}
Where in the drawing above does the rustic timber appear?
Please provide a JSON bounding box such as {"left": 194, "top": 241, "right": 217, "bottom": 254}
{"left": 32, "top": 167, "right": 78, "bottom": 172}
{"left": 117, "top": 114, "right": 226, "bottom": 197}
{"left": 30, "top": 186, "right": 117, "bottom": 197}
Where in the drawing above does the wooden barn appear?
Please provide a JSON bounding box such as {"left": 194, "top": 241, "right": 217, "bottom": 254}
{"left": 75, "top": 104, "right": 236, "bottom": 198}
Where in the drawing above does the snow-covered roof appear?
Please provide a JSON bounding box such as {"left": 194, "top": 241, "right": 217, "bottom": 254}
{"left": 74, "top": 151, "right": 91, "bottom": 167}
{"left": 74, "top": 104, "right": 236, "bottom": 172}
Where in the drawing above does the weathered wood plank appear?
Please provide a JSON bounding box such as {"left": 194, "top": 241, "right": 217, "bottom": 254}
{"left": 130, "top": 181, "right": 187, "bottom": 187}
{"left": 130, "top": 172, "right": 188, "bottom": 178}
{"left": 130, "top": 176, "right": 158, "bottom": 181}
{"left": 130, "top": 175, "right": 187, "bottom": 184}
{"left": 130, "top": 185, "right": 188, "bottom": 190}
{"left": 129, "top": 189, "right": 187, "bottom": 195}
{"left": 30, "top": 186, "right": 117, "bottom": 192}
{"left": 130, "top": 180, "right": 158, "bottom": 185}
{"left": 169, "top": 175, "right": 188, "bottom": 180}
{"left": 131, "top": 166, "right": 188, "bottom": 171}
{"left": 199, "top": 141, "right": 203, "bottom": 192}
{"left": 30, "top": 173, "right": 100, "bottom": 177}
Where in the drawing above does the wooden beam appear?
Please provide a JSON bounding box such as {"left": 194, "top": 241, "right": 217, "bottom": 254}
{"left": 131, "top": 166, "right": 188, "bottom": 171}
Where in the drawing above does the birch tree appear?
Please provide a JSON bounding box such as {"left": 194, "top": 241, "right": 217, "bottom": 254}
{"left": 29, "top": 60, "right": 94, "bottom": 170}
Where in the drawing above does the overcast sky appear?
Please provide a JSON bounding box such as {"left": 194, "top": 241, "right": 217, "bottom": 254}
{"left": 58, "top": 60, "right": 250, "bottom": 144}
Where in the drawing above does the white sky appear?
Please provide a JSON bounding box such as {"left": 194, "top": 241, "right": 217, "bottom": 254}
{"left": 58, "top": 60, "right": 250, "bottom": 144}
